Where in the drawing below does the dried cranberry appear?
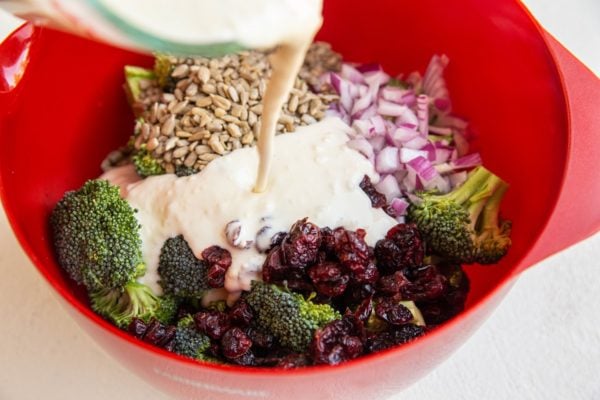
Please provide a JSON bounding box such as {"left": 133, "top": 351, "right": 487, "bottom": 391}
{"left": 365, "top": 324, "right": 424, "bottom": 353}
{"left": 160, "top": 325, "right": 177, "bottom": 348}
{"left": 281, "top": 218, "right": 322, "bottom": 269}
{"left": 401, "top": 265, "right": 447, "bottom": 301}
{"left": 376, "top": 223, "right": 425, "bottom": 273}
{"left": 418, "top": 263, "right": 469, "bottom": 325}
{"left": 270, "top": 231, "right": 287, "bottom": 248}
{"left": 375, "top": 300, "right": 413, "bottom": 325}
{"left": 349, "top": 260, "right": 379, "bottom": 284}
{"left": 284, "top": 277, "right": 315, "bottom": 294}
{"left": 374, "top": 239, "right": 403, "bottom": 274}
{"left": 202, "top": 246, "right": 232, "bottom": 269}
{"left": 320, "top": 227, "right": 337, "bottom": 255}
{"left": 194, "top": 310, "right": 231, "bottom": 340}
{"left": 221, "top": 327, "right": 253, "bottom": 359}
{"left": 230, "top": 350, "right": 256, "bottom": 366}
{"left": 344, "top": 283, "right": 376, "bottom": 304}
{"left": 378, "top": 271, "right": 411, "bottom": 295}
{"left": 245, "top": 327, "right": 275, "bottom": 350}
{"left": 202, "top": 246, "right": 232, "bottom": 288}
{"left": 333, "top": 228, "right": 371, "bottom": 266}
{"left": 311, "top": 316, "right": 365, "bottom": 365}
{"left": 142, "top": 319, "right": 175, "bottom": 348}
{"left": 229, "top": 299, "right": 254, "bottom": 327}
{"left": 262, "top": 246, "right": 288, "bottom": 283}
{"left": 275, "top": 353, "right": 311, "bottom": 369}
{"left": 307, "top": 262, "right": 350, "bottom": 297}
{"left": 206, "top": 263, "right": 227, "bottom": 288}
{"left": 351, "top": 296, "right": 373, "bottom": 323}
{"left": 359, "top": 175, "right": 387, "bottom": 208}
{"left": 128, "top": 318, "right": 148, "bottom": 338}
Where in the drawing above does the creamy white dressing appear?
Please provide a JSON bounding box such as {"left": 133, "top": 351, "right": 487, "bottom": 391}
{"left": 102, "top": 118, "right": 397, "bottom": 302}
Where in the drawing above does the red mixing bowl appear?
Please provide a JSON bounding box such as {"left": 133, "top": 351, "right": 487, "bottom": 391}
{"left": 1, "top": 1, "right": 599, "bottom": 399}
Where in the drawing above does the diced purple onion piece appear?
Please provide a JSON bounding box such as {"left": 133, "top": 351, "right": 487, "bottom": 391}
{"left": 378, "top": 99, "right": 409, "bottom": 117}
{"left": 375, "top": 146, "right": 400, "bottom": 174}
{"left": 370, "top": 115, "right": 386, "bottom": 135}
{"left": 357, "top": 63, "right": 382, "bottom": 73}
{"left": 417, "top": 94, "right": 429, "bottom": 136}
{"left": 395, "top": 109, "right": 419, "bottom": 127}
{"left": 387, "top": 127, "right": 418, "bottom": 146}
{"left": 389, "top": 197, "right": 410, "bottom": 216}
{"left": 381, "top": 86, "right": 409, "bottom": 103}
{"left": 364, "top": 70, "right": 390, "bottom": 88}
{"left": 375, "top": 175, "right": 402, "bottom": 202}
{"left": 341, "top": 64, "right": 366, "bottom": 84}
{"left": 451, "top": 152, "right": 482, "bottom": 169}
{"left": 453, "top": 131, "right": 470, "bottom": 156}
{"left": 399, "top": 148, "right": 428, "bottom": 163}
{"left": 428, "top": 125, "right": 453, "bottom": 136}
{"left": 449, "top": 171, "right": 468, "bottom": 188}
{"left": 347, "top": 138, "right": 375, "bottom": 161}
{"left": 403, "top": 136, "right": 429, "bottom": 150}
{"left": 368, "top": 136, "right": 387, "bottom": 152}
{"left": 407, "top": 156, "right": 438, "bottom": 182}
{"left": 352, "top": 119, "right": 373, "bottom": 137}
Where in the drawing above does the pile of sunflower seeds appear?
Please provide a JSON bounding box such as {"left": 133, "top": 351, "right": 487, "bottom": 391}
{"left": 126, "top": 42, "right": 341, "bottom": 175}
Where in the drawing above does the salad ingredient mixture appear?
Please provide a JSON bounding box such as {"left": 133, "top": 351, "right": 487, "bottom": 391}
{"left": 113, "top": 43, "right": 341, "bottom": 176}
{"left": 51, "top": 45, "right": 511, "bottom": 367}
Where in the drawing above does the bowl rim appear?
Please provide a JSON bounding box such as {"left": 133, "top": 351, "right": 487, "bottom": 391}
{"left": 0, "top": 0, "right": 571, "bottom": 377}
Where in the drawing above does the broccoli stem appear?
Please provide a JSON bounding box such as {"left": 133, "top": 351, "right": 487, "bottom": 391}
{"left": 478, "top": 180, "right": 509, "bottom": 233}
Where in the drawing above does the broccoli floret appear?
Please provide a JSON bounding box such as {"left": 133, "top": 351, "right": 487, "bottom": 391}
{"left": 158, "top": 235, "right": 210, "bottom": 298}
{"left": 366, "top": 300, "right": 425, "bottom": 332}
{"left": 246, "top": 281, "right": 341, "bottom": 352}
{"left": 50, "top": 180, "right": 144, "bottom": 291}
{"left": 90, "top": 281, "right": 177, "bottom": 328}
{"left": 407, "top": 166, "right": 511, "bottom": 264}
{"left": 132, "top": 147, "right": 165, "bottom": 178}
{"left": 474, "top": 181, "right": 512, "bottom": 264}
{"left": 124, "top": 65, "right": 155, "bottom": 104}
{"left": 154, "top": 53, "right": 174, "bottom": 89}
{"left": 154, "top": 295, "right": 180, "bottom": 325}
{"left": 172, "top": 315, "right": 213, "bottom": 361}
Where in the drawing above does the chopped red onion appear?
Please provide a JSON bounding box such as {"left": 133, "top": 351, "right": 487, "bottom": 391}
{"left": 428, "top": 125, "right": 453, "bottom": 135}
{"left": 389, "top": 197, "right": 410, "bottom": 217}
{"left": 449, "top": 171, "right": 468, "bottom": 188}
{"left": 329, "top": 56, "right": 480, "bottom": 204}
{"left": 357, "top": 63, "right": 382, "bottom": 73}
{"left": 341, "top": 64, "right": 366, "bottom": 84}
{"left": 451, "top": 152, "right": 482, "bottom": 169}
{"left": 407, "top": 156, "right": 438, "bottom": 182}
{"left": 453, "top": 131, "right": 470, "bottom": 156}
{"left": 368, "top": 136, "right": 387, "bottom": 152}
{"left": 387, "top": 127, "right": 419, "bottom": 147}
{"left": 370, "top": 116, "right": 386, "bottom": 135}
{"left": 375, "top": 174, "right": 402, "bottom": 202}
{"left": 352, "top": 119, "right": 373, "bottom": 137}
{"left": 416, "top": 94, "right": 429, "bottom": 136}
{"left": 377, "top": 100, "right": 409, "bottom": 117}
{"left": 403, "top": 136, "right": 429, "bottom": 150}
{"left": 375, "top": 147, "right": 400, "bottom": 174}
{"left": 381, "top": 87, "right": 410, "bottom": 103}
{"left": 347, "top": 138, "right": 375, "bottom": 162}
{"left": 395, "top": 110, "right": 419, "bottom": 127}
{"left": 399, "top": 148, "right": 428, "bottom": 163}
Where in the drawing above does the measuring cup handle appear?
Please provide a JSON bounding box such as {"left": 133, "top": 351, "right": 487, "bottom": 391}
{"left": 518, "top": 31, "right": 600, "bottom": 271}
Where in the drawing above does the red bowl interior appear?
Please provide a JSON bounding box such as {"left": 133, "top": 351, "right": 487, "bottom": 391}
{"left": 0, "top": 0, "right": 568, "bottom": 398}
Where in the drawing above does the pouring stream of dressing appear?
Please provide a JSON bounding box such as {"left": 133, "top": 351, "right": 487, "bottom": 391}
{"left": 253, "top": 38, "right": 318, "bottom": 192}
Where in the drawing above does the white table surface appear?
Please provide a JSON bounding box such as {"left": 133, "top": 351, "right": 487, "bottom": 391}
{"left": 1, "top": 1, "right": 599, "bottom": 399}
